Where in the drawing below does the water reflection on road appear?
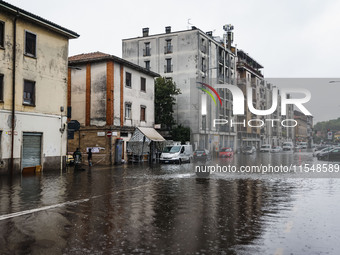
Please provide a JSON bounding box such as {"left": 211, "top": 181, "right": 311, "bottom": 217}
{"left": 0, "top": 150, "right": 340, "bottom": 254}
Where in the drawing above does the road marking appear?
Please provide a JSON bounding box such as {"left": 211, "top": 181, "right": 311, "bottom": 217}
{"left": 0, "top": 184, "right": 150, "bottom": 221}
{"left": 274, "top": 248, "right": 283, "bottom": 255}
{"left": 0, "top": 198, "right": 89, "bottom": 221}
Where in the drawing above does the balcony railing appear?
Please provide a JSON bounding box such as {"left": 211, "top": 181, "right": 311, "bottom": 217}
{"left": 164, "top": 64, "right": 173, "bottom": 73}
{"left": 164, "top": 45, "right": 173, "bottom": 54}
{"left": 143, "top": 48, "right": 151, "bottom": 56}
{"left": 236, "top": 78, "right": 247, "bottom": 85}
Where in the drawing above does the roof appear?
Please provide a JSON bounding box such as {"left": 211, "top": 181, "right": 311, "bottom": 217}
{"left": 69, "top": 52, "right": 160, "bottom": 77}
{"left": 237, "top": 50, "right": 263, "bottom": 69}
{"left": 69, "top": 52, "right": 110, "bottom": 62}
{"left": 137, "top": 127, "right": 165, "bottom": 142}
{"left": 0, "top": 1, "right": 79, "bottom": 39}
{"left": 122, "top": 27, "right": 235, "bottom": 55}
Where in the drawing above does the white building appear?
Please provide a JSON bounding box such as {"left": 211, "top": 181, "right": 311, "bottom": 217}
{"left": 0, "top": 1, "right": 79, "bottom": 174}
{"left": 68, "top": 52, "right": 159, "bottom": 164}
{"left": 123, "top": 26, "right": 237, "bottom": 152}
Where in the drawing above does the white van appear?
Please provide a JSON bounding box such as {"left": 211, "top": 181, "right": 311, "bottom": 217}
{"left": 160, "top": 145, "right": 193, "bottom": 164}
{"left": 282, "top": 142, "right": 294, "bottom": 151}
{"left": 260, "top": 144, "right": 271, "bottom": 152}
{"left": 299, "top": 142, "right": 308, "bottom": 149}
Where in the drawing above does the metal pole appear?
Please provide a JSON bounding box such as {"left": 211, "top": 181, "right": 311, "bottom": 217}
{"left": 10, "top": 14, "right": 17, "bottom": 175}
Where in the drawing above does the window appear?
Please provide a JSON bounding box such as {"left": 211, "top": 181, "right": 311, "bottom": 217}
{"left": 0, "top": 21, "right": 4, "bottom": 48}
{"left": 125, "top": 72, "right": 131, "bottom": 88}
{"left": 25, "top": 31, "right": 37, "bottom": 57}
{"left": 140, "top": 106, "right": 146, "bottom": 121}
{"left": 201, "top": 38, "right": 206, "bottom": 53}
{"left": 0, "top": 74, "right": 3, "bottom": 102}
{"left": 141, "top": 77, "right": 146, "bottom": 92}
{"left": 164, "top": 58, "right": 173, "bottom": 73}
{"left": 164, "top": 39, "right": 172, "bottom": 54}
{"left": 125, "top": 102, "right": 132, "bottom": 119}
{"left": 145, "top": 61, "right": 150, "bottom": 70}
{"left": 120, "top": 132, "right": 128, "bottom": 137}
{"left": 143, "top": 42, "right": 151, "bottom": 56}
{"left": 201, "top": 57, "right": 206, "bottom": 72}
{"left": 23, "top": 80, "right": 35, "bottom": 106}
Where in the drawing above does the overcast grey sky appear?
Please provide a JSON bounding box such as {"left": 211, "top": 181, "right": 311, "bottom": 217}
{"left": 7, "top": 0, "right": 340, "bottom": 122}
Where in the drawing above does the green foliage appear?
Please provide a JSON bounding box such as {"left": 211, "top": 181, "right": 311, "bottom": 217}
{"left": 171, "top": 125, "right": 191, "bottom": 144}
{"left": 155, "top": 77, "right": 181, "bottom": 130}
{"left": 314, "top": 117, "right": 340, "bottom": 132}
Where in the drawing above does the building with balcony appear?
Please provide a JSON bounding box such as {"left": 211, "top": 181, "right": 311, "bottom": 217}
{"left": 68, "top": 52, "right": 159, "bottom": 164}
{"left": 122, "top": 26, "right": 237, "bottom": 152}
{"left": 236, "top": 50, "right": 265, "bottom": 148}
{"left": 294, "top": 110, "right": 313, "bottom": 147}
{"left": 236, "top": 51, "right": 295, "bottom": 148}
{"left": 0, "top": 1, "right": 79, "bottom": 174}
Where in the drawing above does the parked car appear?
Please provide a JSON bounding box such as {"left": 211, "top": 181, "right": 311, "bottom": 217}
{"left": 271, "top": 146, "right": 282, "bottom": 153}
{"left": 282, "top": 142, "right": 294, "bottom": 151}
{"left": 242, "top": 146, "right": 256, "bottom": 154}
{"left": 317, "top": 147, "right": 340, "bottom": 161}
{"left": 314, "top": 145, "right": 328, "bottom": 152}
{"left": 193, "top": 149, "right": 211, "bottom": 162}
{"left": 260, "top": 144, "right": 271, "bottom": 152}
{"left": 298, "top": 142, "right": 308, "bottom": 149}
{"left": 219, "top": 147, "right": 234, "bottom": 158}
{"left": 313, "top": 146, "right": 333, "bottom": 157}
{"left": 160, "top": 144, "right": 193, "bottom": 164}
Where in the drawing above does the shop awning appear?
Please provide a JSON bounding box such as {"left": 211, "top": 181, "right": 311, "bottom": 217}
{"left": 137, "top": 127, "right": 165, "bottom": 142}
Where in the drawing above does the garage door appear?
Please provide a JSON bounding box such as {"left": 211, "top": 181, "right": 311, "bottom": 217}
{"left": 22, "top": 133, "right": 42, "bottom": 169}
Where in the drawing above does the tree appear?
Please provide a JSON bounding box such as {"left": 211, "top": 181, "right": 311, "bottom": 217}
{"left": 171, "top": 125, "right": 191, "bottom": 144}
{"left": 154, "top": 77, "right": 181, "bottom": 130}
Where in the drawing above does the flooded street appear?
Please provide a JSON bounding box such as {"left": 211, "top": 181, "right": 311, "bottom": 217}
{"left": 1, "top": 150, "right": 340, "bottom": 254}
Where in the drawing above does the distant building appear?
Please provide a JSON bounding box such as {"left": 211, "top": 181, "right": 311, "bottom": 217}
{"left": 236, "top": 50, "right": 264, "bottom": 148}
{"left": 294, "top": 110, "right": 313, "bottom": 147}
{"left": 235, "top": 52, "right": 295, "bottom": 148}
{"left": 68, "top": 52, "right": 159, "bottom": 164}
{"left": 0, "top": 1, "right": 79, "bottom": 174}
{"left": 123, "top": 26, "right": 237, "bottom": 151}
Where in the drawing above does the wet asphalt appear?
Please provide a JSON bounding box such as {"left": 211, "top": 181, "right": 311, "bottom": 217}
{"left": 0, "top": 149, "right": 339, "bottom": 254}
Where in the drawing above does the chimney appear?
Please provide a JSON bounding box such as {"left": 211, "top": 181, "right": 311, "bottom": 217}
{"left": 142, "top": 28, "right": 149, "bottom": 37}
{"left": 227, "top": 31, "right": 233, "bottom": 50}
{"left": 165, "top": 26, "right": 171, "bottom": 34}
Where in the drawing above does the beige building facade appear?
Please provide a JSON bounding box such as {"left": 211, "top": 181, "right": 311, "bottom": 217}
{"left": 0, "top": 2, "right": 78, "bottom": 174}
{"left": 68, "top": 52, "right": 159, "bottom": 165}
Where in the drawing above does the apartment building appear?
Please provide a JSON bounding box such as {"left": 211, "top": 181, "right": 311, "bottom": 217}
{"left": 123, "top": 26, "right": 237, "bottom": 152}
{"left": 236, "top": 51, "right": 295, "bottom": 148}
{"left": 68, "top": 52, "right": 159, "bottom": 164}
{"left": 236, "top": 50, "right": 265, "bottom": 148}
{"left": 0, "top": 1, "right": 78, "bottom": 174}
{"left": 294, "top": 110, "right": 313, "bottom": 147}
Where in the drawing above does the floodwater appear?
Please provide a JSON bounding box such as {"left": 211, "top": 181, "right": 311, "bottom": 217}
{"left": 0, "top": 150, "right": 340, "bottom": 254}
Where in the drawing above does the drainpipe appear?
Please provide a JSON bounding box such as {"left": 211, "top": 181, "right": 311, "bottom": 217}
{"left": 10, "top": 13, "right": 18, "bottom": 174}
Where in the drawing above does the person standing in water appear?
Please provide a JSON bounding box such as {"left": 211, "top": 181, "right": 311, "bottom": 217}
{"left": 88, "top": 148, "right": 93, "bottom": 166}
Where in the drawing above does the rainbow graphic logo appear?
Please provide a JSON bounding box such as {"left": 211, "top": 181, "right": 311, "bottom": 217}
{"left": 196, "top": 82, "right": 222, "bottom": 106}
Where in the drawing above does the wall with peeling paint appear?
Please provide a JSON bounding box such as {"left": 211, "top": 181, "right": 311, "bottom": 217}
{"left": 0, "top": 12, "right": 71, "bottom": 173}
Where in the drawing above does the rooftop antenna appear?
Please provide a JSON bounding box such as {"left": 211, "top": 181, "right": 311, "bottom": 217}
{"left": 223, "top": 24, "right": 234, "bottom": 50}
{"left": 187, "top": 18, "right": 193, "bottom": 29}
